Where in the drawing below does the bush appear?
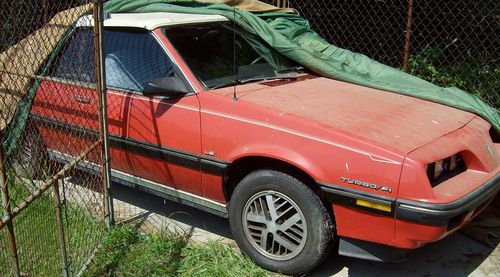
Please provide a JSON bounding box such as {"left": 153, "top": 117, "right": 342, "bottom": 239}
{"left": 408, "top": 45, "right": 500, "bottom": 109}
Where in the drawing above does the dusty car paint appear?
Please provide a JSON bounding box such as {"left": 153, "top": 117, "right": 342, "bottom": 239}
{"left": 30, "top": 23, "right": 500, "bottom": 254}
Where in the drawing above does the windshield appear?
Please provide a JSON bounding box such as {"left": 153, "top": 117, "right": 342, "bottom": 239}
{"left": 163, "top": 22, "right": 302, "bottom": 89}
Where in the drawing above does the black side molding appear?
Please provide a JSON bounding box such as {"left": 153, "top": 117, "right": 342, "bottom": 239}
{"left": 31, "top": 114, "right": 230, "bottom": 176}
{"left": 318, "top": 182, "right": 395, "bottom": 216}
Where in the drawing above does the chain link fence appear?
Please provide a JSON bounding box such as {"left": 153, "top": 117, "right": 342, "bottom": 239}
{"left": 0, "top": 1, "right": 498, "bottom": 276}
{"left": 0, "top": 1, "right": 112, "bottom": 276}
{"left": 268, "top": 0, "right": 499, "bottom": 108}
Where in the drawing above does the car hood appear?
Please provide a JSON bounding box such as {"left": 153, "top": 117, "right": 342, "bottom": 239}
{"left": 213, "top": 76, "right": 476, "bottom": 154}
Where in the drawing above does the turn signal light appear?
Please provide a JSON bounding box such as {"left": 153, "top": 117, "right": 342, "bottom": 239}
{"left": 355, "top": 199, "right": 392, "bottom": 212}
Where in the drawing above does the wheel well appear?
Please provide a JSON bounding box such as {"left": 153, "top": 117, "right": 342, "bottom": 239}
{"left": 223, "top": 156, "right": 323, "bottom": 203}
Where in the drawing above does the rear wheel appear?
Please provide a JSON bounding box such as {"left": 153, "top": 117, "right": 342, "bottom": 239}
{"left": 228, "top": 169, "right": 334, "bottom": 275}
{"left": 12, "top": 122, "right": 51, "bottom": 180}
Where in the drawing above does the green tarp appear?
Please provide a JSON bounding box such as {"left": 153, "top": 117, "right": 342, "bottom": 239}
{"left": 105, "top": 0, "right": 500, "bottom": 133}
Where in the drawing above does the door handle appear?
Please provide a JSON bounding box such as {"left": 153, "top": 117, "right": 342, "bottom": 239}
{"left": 73, "top": 95, "right": 91, "bottom": 104}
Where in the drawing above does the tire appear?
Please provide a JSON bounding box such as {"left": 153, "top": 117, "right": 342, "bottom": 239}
{"left": 228, "top": 169, "right": 335, "bottom": 275}
{"left": 12, "top": 122, "right": 51, "bottom": 180}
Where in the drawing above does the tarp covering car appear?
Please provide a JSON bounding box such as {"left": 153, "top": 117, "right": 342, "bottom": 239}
{"left": 0, "top": 0, "right": 498, "bottom": 157}
{"left": 104, "top": 0, "right": 499, "bottom": 133}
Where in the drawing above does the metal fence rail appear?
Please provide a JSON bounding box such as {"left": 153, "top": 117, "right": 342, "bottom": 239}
{"left": 268, "top": 0, "right": 499, "bottom": 108}
{"left": 0, "top": 1, "right": 112, "bottom": 276}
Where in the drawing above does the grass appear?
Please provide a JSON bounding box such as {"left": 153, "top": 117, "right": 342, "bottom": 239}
{"left": 1, "top": 196, "right": 269, "bottom": 277}
{"left": 178, "top": 241, "right": 269, "bottom": 277}
{"left": 1, "top": 171, "right": 267, "bottom": 276}
{"left": 0, "top": 172, "right": 267, "bottom": 276}
{"left": 0, "top": 177, "right": 106, "bottom": 277}
{"left": 83, "top": 225, "right": 269, "bottom": 277}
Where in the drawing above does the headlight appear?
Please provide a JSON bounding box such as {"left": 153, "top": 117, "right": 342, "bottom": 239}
{"left": 425, "top": 153, "right": 466, "bottom": 187}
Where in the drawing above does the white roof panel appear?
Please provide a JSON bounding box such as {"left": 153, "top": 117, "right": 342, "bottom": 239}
{"left": 76, "top": 12, "right": 228, "bottom": 30}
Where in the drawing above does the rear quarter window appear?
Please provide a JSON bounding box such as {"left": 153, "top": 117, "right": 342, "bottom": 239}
{"left": 50, "top": 28, "right": 175, "bottom": 93}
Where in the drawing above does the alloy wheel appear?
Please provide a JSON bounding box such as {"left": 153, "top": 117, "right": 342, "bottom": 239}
{"left": 242, "top": 190, "right": 307, "bottom": 261}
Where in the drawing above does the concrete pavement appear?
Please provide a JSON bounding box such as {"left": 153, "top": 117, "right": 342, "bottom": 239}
{"left": 108, "top": 183, "right": 500, "bottom": 277}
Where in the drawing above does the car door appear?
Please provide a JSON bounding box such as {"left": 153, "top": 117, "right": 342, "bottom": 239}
{"left": 32, "top": 27, "right": 203, "bottom": 196}
{"left": 103, "top": 28, "right": 202, "bottom": 195}
{"left": 31, "top": 27, "right": 114, "bottom": 162}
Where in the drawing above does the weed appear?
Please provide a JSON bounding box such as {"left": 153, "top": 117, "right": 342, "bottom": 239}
{"left": 83, "top": 226, "right": 268, "bottom": 277}
{"left": 178, "top": 241, "right": 268, "bottom": 277}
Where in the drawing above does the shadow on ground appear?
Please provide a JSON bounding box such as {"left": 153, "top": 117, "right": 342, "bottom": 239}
{"left": 112, "top": 183, "right": 233, "bottom": 240}
{"left": 312, "top": 234, "right": 498, "bottom": 277}
{"left": 111, "top": 183, "right": 500, "bottom": 277}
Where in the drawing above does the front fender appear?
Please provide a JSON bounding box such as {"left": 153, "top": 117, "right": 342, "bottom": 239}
{"left": 227, "top": 143, "right": 327, "bottom": 181}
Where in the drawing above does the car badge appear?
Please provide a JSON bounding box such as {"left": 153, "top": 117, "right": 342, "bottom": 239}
{"left": 341, "top": 177, "right": 392, "bottom": 193}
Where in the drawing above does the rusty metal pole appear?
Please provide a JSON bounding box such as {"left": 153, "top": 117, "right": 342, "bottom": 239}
{"left": 276, "top": 0, "right": 289, "bottom": 8}
{"left": 43, "top": 0, "right": 48, "bottom": 24}
{"left": 53, "top": 180, "right": 69, "bottom": 277}
{"left": 0, "top": 145, "right": 20, "bottom": 277}
{"left": 93, "top": 0, "right": 114, "bottom": 229}
{"left": 402, "top": 0, "right": 415, "bottom": 72}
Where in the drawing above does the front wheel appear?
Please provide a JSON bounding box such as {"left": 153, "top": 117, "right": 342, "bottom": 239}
{"left": 228, "top": 170, "right": 335, "bottom": 275}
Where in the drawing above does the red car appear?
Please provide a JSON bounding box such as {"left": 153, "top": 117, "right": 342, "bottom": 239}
{"left": 23, "top": 12, "right": 499, "bottom": 275}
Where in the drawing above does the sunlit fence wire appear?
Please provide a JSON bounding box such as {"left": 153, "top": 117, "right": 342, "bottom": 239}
{"left": 0, "top": 1, "right": 111, "bottom": 276}
{"left": 267, "top": 0, "right": 499, "bottom": 108}
{"left": 0, "top": 0, "right": 498, "bottom": 275}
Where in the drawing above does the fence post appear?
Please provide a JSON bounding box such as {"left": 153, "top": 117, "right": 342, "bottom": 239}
{"left": 52, "top": 179, "right": 69, "bottom": 277}
{"left": 0, "top": 146, "right": 20, "bottom": 277}
{"left": 43, "top": 0, "right": 48, "bottom": 24}
{"left": 402, "top": 0, "right": 415, "bottom": 71}
{"left": 276, "top": 0, "right": 289, "bottom": 8}
{"left": 92, "top": 0, "right": 114, "bottom": 229}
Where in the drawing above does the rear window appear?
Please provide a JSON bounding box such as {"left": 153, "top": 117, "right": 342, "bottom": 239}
{"left": 51, "top": 28, "right": 96, "bottom": 83}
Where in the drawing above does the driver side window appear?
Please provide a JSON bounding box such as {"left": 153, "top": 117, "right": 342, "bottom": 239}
{"left": 104, "top": 29, "right": 175, "bottom": 93}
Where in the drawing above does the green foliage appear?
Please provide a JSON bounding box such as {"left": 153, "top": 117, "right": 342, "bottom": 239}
{"left": 84, "top": 227, "right": 268, "bottom": 277}
{"left": 408, "top": 45, "right": 500, "bottom": 108}
{"left": 0, "top": 184, "right": 105, "bottom": 277}
{"left": 113, "top": 231, "right": 187, "bottom": 277}
{"left": 0, "top": 194, "right": 61, "bottom": 276}
{"left": 82, "top": 225, "right": 139, "bottom": 277}
{"left": 178, "top": 241, "right": 268, "bottom": 277}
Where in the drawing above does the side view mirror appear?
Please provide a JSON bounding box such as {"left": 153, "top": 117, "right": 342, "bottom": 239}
{"left": 143, "top": 76, "right": 189, "bottom": 97}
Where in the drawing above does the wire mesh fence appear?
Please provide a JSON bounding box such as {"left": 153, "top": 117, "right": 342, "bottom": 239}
{"left": 0, "top": 0, "right": 498, "bottom": 275}
{"left": 0, "top": 1, "right": 111, "bottom": 276}
{"left": 267, "top": 0, "right": 499, "bottom": 108}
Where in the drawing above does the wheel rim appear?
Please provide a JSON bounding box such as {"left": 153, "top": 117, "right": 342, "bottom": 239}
{"left": 242, "top": 190, "right": 307, "bottom": 261}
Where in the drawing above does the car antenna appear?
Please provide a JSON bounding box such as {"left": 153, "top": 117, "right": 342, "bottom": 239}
{"left": 232, "top": 0, "right": 238, "bottom": 101}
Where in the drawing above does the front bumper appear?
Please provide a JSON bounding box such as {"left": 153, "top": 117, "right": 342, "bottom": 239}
{"left": 395, "top": 173, "right": 500, "bottom": 226}
{"left": 319, "top": 173, "right": 500, "bottom": 250}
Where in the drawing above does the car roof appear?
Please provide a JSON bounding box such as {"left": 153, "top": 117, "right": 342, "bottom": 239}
{"left": 76, "top": 12, "right": 229, "bottom": 30}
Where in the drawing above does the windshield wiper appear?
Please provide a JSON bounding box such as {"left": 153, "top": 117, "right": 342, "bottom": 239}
{"left": 275, "top": 66, "right": 305, "bottom": 75}
{"left": 211, "top": 75, "right": 298, "bottom": 90}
